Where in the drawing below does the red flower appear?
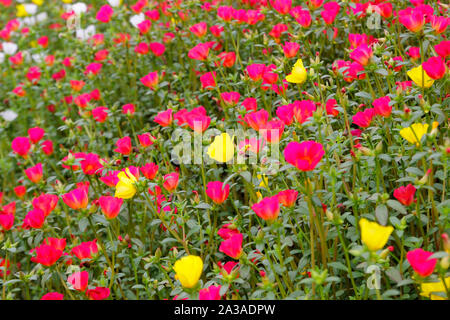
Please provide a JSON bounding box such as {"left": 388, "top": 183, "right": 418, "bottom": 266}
{"left": 14, "top": 185, "right": 26, "bottom": 198}
{"left": 68, "top": 271, "right": 89, "bottom": 291}
{"left": 200, "top": 72, "right": 216, "bottom": 89}
{"left": 92, "top": 106, "right": 109, "bottom": 123}
{"left": 43, "top": 237, "right": 66, "bottom": 251}
{"left": 423, "top": 56, "right": 447, "bottom": 80}
{"left": 199, "top": 285, "right": 222, "bottom": 300}
{"left": 23, "top": 208, "right": 46, "bottom": 229}
{"left": 96, "top": 5, "right": 114, "bottom": 23}
{"left": 393, "top": 184, "right": 416, "bottom": 206}
{"left": 138, "top": 133, "right": 155, "bottom": 147}
{"left": 31, "top": 244, "right": 63, "bottom": 267}
{"left": 72, "top": 240, "right": 99, "bottom": 260}
{"left": 188, "top": 43, "right": 210, "bottom": 61}
{"left": 260, "top": 119, "right": 285, "bottom": 143}
{"left": 321, "top": 2, "right": 340, "bottom": 25}
{"left": 41, "top": 292, "right": 64, "bottom": 300}
{"left": 86, "top": 287, "right": 110, "bottom": 300}
{"left": 140, "top": 163, "right": 159, "bottom": 180}
{"left": 41, "top": 140, "right": 54, "bottom": 155}
{"left": 373, "top": 96, "right": 392, "bottom": 117}
{"left": 190, "top": 22, "right": 208, "bottom": 37}
{"left": 80, "top": 153, "right": 104, "bottom": 175}
{"left": 349, "top": 44, "right": 373, "bottom": 66}
{"left": 282, "top": 42, "right": 300, "bottom": 58}
{"left": 149, "top": 42, "right": 165, "bottom": 56}
{"left": 140, "top": 71, "right": 159, "bottom": 89}
{"left": 244, "top": 109, "right": 269, "bottom": 131}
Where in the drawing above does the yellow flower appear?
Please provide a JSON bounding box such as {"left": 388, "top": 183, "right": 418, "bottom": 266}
{"left": 173, "top": 255, "right": 203, "bottom": 288}
{"left": 16, "top": 4, "right": 29, "bottom": 17}
{"left": 400, "top": 122, "right": 438, "bottom": 146}
{"left": 114, "top": 168, "right": 137, "bottom": 199}
{"left": 359, "top": 218, "right": 393, "bottom": 251}
{"left": 407, "top": 65, "right": 435, "bottom": 88}
{"left": 286, "top": 58, "right": 307, "bottom": 84}
{"left": 257, "top": 174, "right": 268, "bottom": 188}
{"left": 61, "top": 0, "right": 73, "bottom": 3}
{"left": 32, "top": 0, "right": 44, "bottom": 5}
{"left": 421, "top": 277, "right": 450, "bottom": 300}
{"left": 207, "top": 133, "right": 235, "bottom": 163}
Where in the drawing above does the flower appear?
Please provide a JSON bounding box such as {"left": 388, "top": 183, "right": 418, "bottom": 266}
{"left": 406, "top": 248, "right": 437, "bottom": 277}
{"left": 62, "top": 186, "right": 89, "bottom": 210}
{"left": 282, "top": 42, "right": 300, "bottom": 58}
{"left": 206, "top": 181, "right": 230, "bottom": 204}
{"left": 393, "top": 184, "right": 416, "bottom": 206}
{"left": 41, "top": 292, "right": 64, "bottom": 300}
{"left": 252, "top": 196, "right": 280, "bottom": 222}
{"left": 277, "top": 189, "right": 298, "bottom": 207}
{"left": 25, "top": 163, "right": 43, "bottom": 184}
{"left": 219, "top": 233, "right": 243, "bottom": 259}
{"left": 140, "top": 163, "right": 159, "bottom": 180}
{"left": 421, "top": 277, "right": 450, "bottom": 300}
{"left": 207, "top": 133, "right": 235, "bottom": 163}
{"left": 359, "top": 218, "right": 393, "bottom": 251}
{"left": 11, "top": 137, "right": 31, "bottom": 158}
{"left": 190, "top": 22, "right": 207, "bottom": 37}
{"left": 138, "top": 133, "right": 154, "bottom": 147}
{"left": 407, "top": 65, "right": 434, "bottom": 88}
{"left": 154, "top": 109, "right": 173, "bottom": 127}
{"left": 163, "top": 172, "right": 179, "bottom": 192}
{"left": 286, "top": 58, "right": 307, "bottom": 84}
{"left": 68, "top": 271, "right": 89, "bottom": 291}
{"left": 398, "top": 7, "right": 425, "bottom": 32}
{"left": 23, "top": 208, "right": 46, "bottom": 229}
{"left": 86, "top": 287, "right": 110, "bottom": 300}
{"left": 28, "top": 127, "right": 45, "bottom": 144}
{"left": 199, "top": 285, "right": 222, "bottom": 300}
{"left": 114, "top": 136, "right": 132, "bottom": 155}
{"left": 173, "top": 255, "right": 203, "bottom": 288}
{"left": 422, "top": 56, "right": 447, "bottom": 80}
{"left": 283, "top": 141, "right": 325, "bottom": 171}
{"left": 96, "top": 5, "right": 114, "bottom": 23}
{"left": 400, "top": 122, "right": 438, "bottom": 146}
{"left": 31, "top": 244, "right": 63, "bottom": 267}
{"left": 99, "top": 196, "right": 123, "bottom": 219}
{"left": 115, "top": 168, "right": 138, "bottom": 199}
{"left": 72, "top": 240, "right": 98, "bottom": 260}
{"left": 188, "top": 43, "right": 210, "bottom": 61}
{"left": 372, "top": 96, "right": 392, "bottom": 117}
{"left": 352, "top": 108, "right": 375, "bottom": 128}
{"left": 140, "top": 71, "right": 159, "bottom": 89}
{"left": 244, "top": 109, "right": 269, "bottom": 131}
{"left": 349, "top": 44, "right": 373, "bottom": 66}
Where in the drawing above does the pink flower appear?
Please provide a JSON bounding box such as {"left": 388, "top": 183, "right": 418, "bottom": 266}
{"left": 398, "top": 7, "right": 425, "bottom": 32}
{"left": 244, "top": 109, "right": 269, "bottom": 131}
{"left": 149, "top": 42, "right": 165, "bottom": 56}
{"left": 114, "top": 136, "right": 132, "bottom": 155}
{"left": 200, "top": 72, "right": 216, "bottom": 89}
{"left": 41, "top": 292, "right": 64, "bottom": 300}
{"left": 325, "top": 98, "right": 339, "bottom": 116}
{"left": 283, "top": 141, "right": 325, "bottom": 171}
{"left": 423, "top": 56, "right": 447, "bottom": 80}
{"left": 92, "top": 106, "right": 108, "bottom": 123}
{"left": 140, "top": 163, "right": 159, "bottom": 180}
{"left": 277, "top": 189, "right": 298, "bottom": 207}
{"left": 373, "top": 96, "right": 392, "bottom": 117}
{"left": 349, "top": 44, "right": 373, "bottom": 66}
{"left": 406, "top": 248, "right": 437, "bottom": 277}
{"left": 199, "top": 285, "right": 222, "bottom": 300}
{"left": 96, "top": 5, "right": 114, "bottom": 23}
{"left": 163, "top": 172, "right": 179, "bottom": 192}
{"left": 140, "top": 71, "right": 159, "bottom": 89}
{"left": 321, "top": 2, "right": 340, "bottom": 25}
{"left": 138, "top": 133, "right": 155, "bottom": 147}
{"left": 86, "top": 287, "right": 110, "bottom": 300}
{"left": 190, "top": 22, "right": 208, "bottom": 37}
{"left": 188, "top": 43, "right": 210, "bottom": 61}
{"left": 72, "top": 240, "right": 98, "bottom": 260}
{"left": 271, "top": 0, "right": 292, "bottom": 15}
{"left": 252, "top": 196, "right": 280, "bottom": 222}
{"left": 99, "top": 196, "right": 123, "bottom": 219}
{"left": 293, "top": 100, "right": 316, "bottom": 124}
{"left": 25, "top": 163, "right": 43, "bottom": 184}
{"left": 219, "top": 233, "right": 243, "bottom": 259}
{"left": 206, "top": 181, "right": 230, "bottom": 204}
{"left": 32, "top": 194, "right": 58, "bottom": 217}
{"left": 62, "top": 187, "right": 89, "bottom": 210}
{"left": 260, "top": 119, "right": 285, "bottom": 143}
{"left": 11, "top": 137, "right": 31, "bottom": 158}
{"left": 434, "top": 40, "right": 450, "bottom": 59}
{"left": 23, "top": 208, "right": 46, "bottom": 229}
{"left": 352, "top": 108, "right": 375, "bottom": 128}
{"left": 221, "top": 91, "right": 240, "bottom": 107}
{"left": 68, "top": 271, "right": 89, "bottom": 291}
{"left": 282, "top": 42, "right": 300, "bottom": 58}
{"left": 154, "top": 109, "right": 173, "bottom": 127}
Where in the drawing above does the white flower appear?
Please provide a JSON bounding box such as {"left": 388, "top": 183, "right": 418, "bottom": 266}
{"left": 32, "top": 52, "right": 45, "bottom": 63}
{"left": 130, "top": 13, "right": 145, "bottom": 28}
{"left": 76, "top": 25, "right": 95, "bottom": 40}
{"left": 36, "top": 12, "right": 48, "bottom": 22}
{"left": 22, "top": 16, "right": 37, "bottom": 26}
{"left": 2, "top": 42, "right": 18, "bottom": 55}
{"left": 0, "top": 52, "right": 4, "bottom": 63}
{"left": 72, "top": 2, "right": 88, "bottom": 15}
{"left": 107, "top": 0, "right": 121, "bottom": 7}
{"left": 24, "top": 3, "right": 38, "bottom": 15}
{"left": 0, "top": 110, "right": 18, "bottom": 122}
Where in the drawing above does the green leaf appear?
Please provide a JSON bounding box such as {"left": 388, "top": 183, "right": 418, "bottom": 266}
{"left": 376, "top": 204, "right": 388, "bottom": 226}
{"left": 387, "top": 200, "right": 407, "bottom": 215}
